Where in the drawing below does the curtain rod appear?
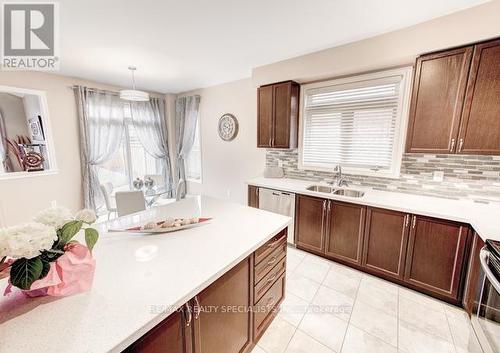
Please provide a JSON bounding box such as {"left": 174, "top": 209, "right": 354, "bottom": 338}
{"left": 68, "top": 85, "right": 119, "bottom": 96}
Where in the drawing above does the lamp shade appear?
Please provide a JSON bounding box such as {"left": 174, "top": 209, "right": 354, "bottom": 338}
{"left": 119, "top": 89, "right": 149, "bottom": 102}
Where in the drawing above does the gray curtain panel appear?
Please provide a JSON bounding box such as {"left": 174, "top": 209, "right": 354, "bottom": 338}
{"left": 175, "top": 95, "right": 200, "bottom": 199}
{"left": 0, "top": 110, "right": 13, "bottom": 173}
{"left": 74, "top": 86, "right": 125, "bottom": 211}
{"left": 130, "top": 98, "right": 174, "bottom": 197}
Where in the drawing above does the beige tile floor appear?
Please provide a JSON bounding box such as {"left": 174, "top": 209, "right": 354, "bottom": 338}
{"left": 253, "top": 245, "right": 483, "bottom": 353}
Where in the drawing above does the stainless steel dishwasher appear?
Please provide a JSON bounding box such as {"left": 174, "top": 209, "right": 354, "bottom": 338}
{"left": 258, "top": 188, "right": 295, "bottom": 244}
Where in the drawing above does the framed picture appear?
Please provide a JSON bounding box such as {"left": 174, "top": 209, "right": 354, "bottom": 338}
{"left": 29, "top": 115, "right": 45, "bottom": 141}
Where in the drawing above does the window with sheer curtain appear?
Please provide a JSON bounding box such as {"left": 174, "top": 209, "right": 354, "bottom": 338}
{"left": 299, "top": 67, "right": 412, "bottom": 178}
{"left": 97, "top": 104, "right": 162, "bottom": 190}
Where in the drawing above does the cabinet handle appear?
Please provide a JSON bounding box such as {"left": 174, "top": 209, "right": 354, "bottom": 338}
{"left": 327, "top": 200, "right": 331, "bottom": 213}
{"left": 267, "top": 256, "right": 278, "bottom": 266}
{"left": 194, "top": 295, "right": 201, "bottom": 320}
{"left": 412, "top": 216, "right": 416, "bottom": 229}
{"left": 404, "top": 214, "right": 409, "bottom": 228}
{"left": 184, "top": 303, "right": 192, "bottom": 327}
{"left": 266, "top": 295, "right": 276, "bottom": 308}
{"left": 272, "top": 138, "right": 275, "bottom": 146}
{"left": 267, "top": 238, "right": 281, "bottom": 248}
{"left": 267, "top": 273, "right": 278, "bottom": 283}
{"left": 458, "top": 138, "right": 464, "bottom": 152}
{"left": 450, "top": 138, "right": 455, "bottom": 152}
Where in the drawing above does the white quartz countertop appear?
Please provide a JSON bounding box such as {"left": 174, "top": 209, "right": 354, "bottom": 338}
{"left": 0, "top": 196, "right": 291, "bottom": 353}
{"left": 247, "top": 177, "right": 500, "bottom": 242}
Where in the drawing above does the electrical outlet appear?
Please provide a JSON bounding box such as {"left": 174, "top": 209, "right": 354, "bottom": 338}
{"left": 433, "top": 171, "right": 444, "bottom": 182}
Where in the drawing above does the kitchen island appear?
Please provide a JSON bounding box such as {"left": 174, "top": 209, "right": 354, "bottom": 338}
{"left": 0, "top": 196, "right": 291, "bottom": 353}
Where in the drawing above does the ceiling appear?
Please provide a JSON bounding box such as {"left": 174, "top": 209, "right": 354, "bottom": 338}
{"left": 56, "top": 0, "right": 488, "bottom": 93}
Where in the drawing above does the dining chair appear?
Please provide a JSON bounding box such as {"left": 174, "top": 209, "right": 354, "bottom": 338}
{"left": 115, "top": 191, "right": 146, "bottom": 217}
{"left": 99, "top": 182, "right": 117, "bottom": 220}
{"left": 176, "top": 178, "right": 186, "bottom": 201}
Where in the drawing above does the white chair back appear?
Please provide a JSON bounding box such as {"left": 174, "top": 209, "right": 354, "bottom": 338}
{"left": 176, "top": 178, "right": 186, "bottom": 201}
{"left": 100, "top": 182, "right": 115, "bottom": 211}
{"left": 115, "top": 191, "right": 146, "bottom": 217}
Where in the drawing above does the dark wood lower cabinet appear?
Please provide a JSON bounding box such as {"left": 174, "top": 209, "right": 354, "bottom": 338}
{"left": 292, "top": 192, "right": 473, "bottom": 305}
{"left": 125, "top": 229, "right": 288, "bottom": 353}
{"left": 362, "top": 208, "right": 410, "bottom": 280}
{"left": 324, "top": 201, "right": 365, "bottom": 265}
{"left": 124, "top": 310, "right": 188, "bottom": 353}
{"left": 248, "top": 186, "right": 259, "bottom": 208}
{"left": 295, "top": 195, "right": 326, "bottom": 254}
{"left": 192, "top": 257, "right": 253, "bottom": 353}
{"left": 463, "top": 232, "right": 485, "bottom": 315}
{"left": 404, "top": 215, "right": 470, "bottom": 301}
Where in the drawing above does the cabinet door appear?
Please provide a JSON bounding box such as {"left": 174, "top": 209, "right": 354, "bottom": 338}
{"left": 458, "top": 39, "right": 500, "bottom": 154}
{"left": 324, "top": 201, "right": 365, "bottom": 265}
{"left": 257, "top": 85, "right": 273, "bottom": 148}
{"left": 404, "top": 216, "right": 470, "bottom": 300}
{"left": 125, "top": 310, "right": 189, "bottom": 353}
{"left": 192, "top": 257, "right": 252, "bottom": 353}
{"left": 406, "top": 47, "right": 472, "bottom": 153}
{"left": 248, "top": 186, "right": 259, "bottom": 208}
{"left": 295, "top": 195, "right": 326, "bottom": 254}
{"left": 272, "top": 82, "right": 291, "bottom": 148}
{"left": 362, "top": 208, "right": 409, "bottom": 280}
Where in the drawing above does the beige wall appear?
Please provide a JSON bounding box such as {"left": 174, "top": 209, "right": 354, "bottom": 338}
{"left": 252, "top": 0, "right": 500, "bottom": 86}
{"left": 0, "top": 72, "right": 166, "bottom": 226}
{"left": 179, "top": 79, "right": 266, "bottom": 204}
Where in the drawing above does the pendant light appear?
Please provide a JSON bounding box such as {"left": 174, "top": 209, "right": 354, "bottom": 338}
{"left": 120, "top": 66, "right": 149, "bottom": 102}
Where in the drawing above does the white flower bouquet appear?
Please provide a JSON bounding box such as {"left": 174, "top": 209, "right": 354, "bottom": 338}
{"left": 0, "top": 206, "right": 99, "bottom": 296}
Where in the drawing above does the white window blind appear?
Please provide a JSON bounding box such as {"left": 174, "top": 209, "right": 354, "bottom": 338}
{"left": 300, "top": 68, "right": 411, "bottom": 177}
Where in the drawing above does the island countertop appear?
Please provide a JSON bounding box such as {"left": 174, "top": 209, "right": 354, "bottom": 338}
{"left": 0, "top": 196, "right": 292, "bottom": 353}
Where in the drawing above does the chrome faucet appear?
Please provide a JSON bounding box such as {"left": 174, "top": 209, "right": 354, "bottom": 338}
{"left": 328, "top": 165, "right": 349, "bottom": 187}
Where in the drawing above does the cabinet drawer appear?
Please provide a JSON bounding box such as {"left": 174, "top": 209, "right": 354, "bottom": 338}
{"left": 254, "top": 241, "right": 286, "bottom": 285}
{"left": 254, "top": 230, "right": 287, "bottom": 265}
{"left": 253, "top": 274, "right": 286, "bottom": 341}
{"left": 254, "top": 256, "right": 286, "bottom": 304}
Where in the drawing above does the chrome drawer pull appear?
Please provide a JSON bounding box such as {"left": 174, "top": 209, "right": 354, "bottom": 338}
{"left": 267, "top": 256, "right": 278, "bottom": 266}
{"left": 266, "top": 294, "right": 276, "bottom": 307}
{"left": 194, "top": 295, "right": 201, "bottom": 320}
{"left": 267, "top": 273, "right": 277, "bottom": 283}
{"left": 184, "top": 303, "right": 192, "bottom": 327}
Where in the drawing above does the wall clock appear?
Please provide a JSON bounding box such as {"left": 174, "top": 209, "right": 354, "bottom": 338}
{"left": 218, "top": 113, "right": 238, "bottom": 141}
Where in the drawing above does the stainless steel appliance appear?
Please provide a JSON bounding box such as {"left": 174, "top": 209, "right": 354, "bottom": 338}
{"left": 258, "top": 188, "right": 295, "bottom": 244}
{"left": 472, "top": 239, "right": 500, "bottom": 353}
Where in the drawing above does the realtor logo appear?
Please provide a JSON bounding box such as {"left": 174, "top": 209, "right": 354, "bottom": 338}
{"left": 2, "top": 2, "right": 59, "bottom": 70}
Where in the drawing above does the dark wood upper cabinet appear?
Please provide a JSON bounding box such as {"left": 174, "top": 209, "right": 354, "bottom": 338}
{"left": 362, "top": 208, "right": 410, "bottom": 280}
{"left": 458, "top": 39, "right": 500, "bottom": 154}
{"left": 404, "top": 215, "right": 470, "bottom": 301}
{"left": 124, "top": 310, "right": 189, "bottom": 353}
{"left": 248, "top": 185, "right": 259, "bottom": 208}
{"left": 192, "top": 257, "right": 253, "bottom": 353}
{"left": 257, "top": 85, "right": 273, "bottom": 148}
{"left": 257, "top": 81, "right": 299, "bottom": 149}
{"left": 324, "top": 201, "right": 366, "bottom": 266}
{"left": 406, "top": 47, "right": 473, "bottom": 154}
{"left": 295, "top": 194, "right": 326, "bottom": 254}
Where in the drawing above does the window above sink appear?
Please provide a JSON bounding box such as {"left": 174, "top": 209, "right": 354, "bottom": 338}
{"left": 298, "top": 67, "right": 413, "bottom": 179}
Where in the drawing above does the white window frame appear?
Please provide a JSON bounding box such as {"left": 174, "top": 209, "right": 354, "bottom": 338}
{"left": 298, "top": 67, "right": 413, "bottom": 179}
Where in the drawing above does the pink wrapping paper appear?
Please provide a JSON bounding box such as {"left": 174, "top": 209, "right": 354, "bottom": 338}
{"left": 4, "top": 243, "right": 96, "bottom": 297}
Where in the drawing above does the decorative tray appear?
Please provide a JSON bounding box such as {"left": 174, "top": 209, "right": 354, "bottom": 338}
{"left": 109, "top": 218, "right": 212, "bottom": 234}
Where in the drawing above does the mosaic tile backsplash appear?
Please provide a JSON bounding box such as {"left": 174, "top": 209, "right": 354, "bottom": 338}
{"left": 266, "top": 149, "right": 500, "bottom": 203}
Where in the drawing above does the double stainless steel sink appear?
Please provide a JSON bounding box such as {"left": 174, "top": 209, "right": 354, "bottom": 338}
{"left": 306, "top": 185, "right": 365, "bottom": 198}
